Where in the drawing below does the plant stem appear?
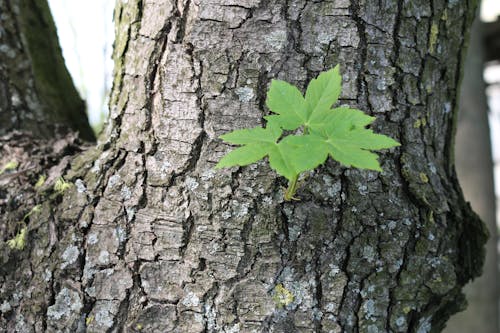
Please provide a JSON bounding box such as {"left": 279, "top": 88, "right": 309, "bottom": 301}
{"left": 284, "top": 174, "right": 299, "bottom": 201}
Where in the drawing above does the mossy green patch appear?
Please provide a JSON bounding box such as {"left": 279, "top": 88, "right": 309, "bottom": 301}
{"left": 0, "top": 160, "right": 19, "bottom": 175}
{"left": 419, "top": 173, "right": 429, "bottom": 183}
{"left": 6, "top": 227, "right": 27, "bottom": 250}
{"left": 428, "top": 22, "right": 439, "bottom": 55}
{"left": 54, "top": 177, "right": 72, "bottom": 194}
{"left": 273, "top": 283, "right": 294, "bottom": 308}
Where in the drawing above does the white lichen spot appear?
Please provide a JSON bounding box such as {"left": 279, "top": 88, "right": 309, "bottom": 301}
{"left": 88, "top": 233, "right": 99, "bottom": 245}
{"left": 160, "top": 160, "right": 172, "bottom": 178}
{"left": 44, "top": 268, "right": 52, "bottom": 282}
{"left": 194, "top": 312, "right": 204, "bottom": 324}
{"left": 325, "top": 302, "right": 335, "bottom": 312}
{"left": 317, "top": 32, "right": 334, "bottom": 45}
{"left": 262, "top": 196, "right": 273, "bottom": 205}
{"left": 363, "top": 299, "right": 376, "bottom": 320}
{"left": 120, "top": 185, "right": 132, "bottom": 200}
{"left": 11, "top": 91, "right": 21, "bottom": 107}
{"left": 221, "top": 210, "right": 232, "bottom": 220}
{"left": 108, "top": 174, "right": 121, "bottom": 187}
{"left": 288, "top": 224, "right": 301, "bottom": 241}
{"left": 185, "top": 176, "right": 199, "bottom": 191}
{"left": 91, "top": 160, "right": 101, "bottom": 173}
{"left": 225, "top": 323, "right": 241, "bottom": 333}
{"left": 357, "top": 184, "right": 368, "bottom": 195}
{"left": 390, "top": 259, "right": 403, "bottom": 273}
{"left": 95, "top": 303, "right": 115, "bottom": 328}
{"left": 0, "top": 45, "right": 16, "bottom": 58}
{"left": 235, "top": 86, "right": 254, "bottom": 102}
{"left": 116, "top": 226, "right": 127, "bottom": 243}
{"left": 232, "top": 200, "right": 249, "bottom": 217}
{"left": 312, "top": 308, "right": 323, "bottom": 321}
{"left": 0, "top": 301, "right": 12, "bottom": 313}
{"left": 428, "top": 163, "right": 437, "bottom": 174}
{"left": 61, "top": 246, "right": 80, "bottom": 269}
{"left": 264, "top": 30, "right": 287, "bottom": 50}
{"left": 14, "top": 314, "right": 29, "bottom": 333}
{"left": 388, "top": 220, "right": 397, "bottom": 230}
{"left": 396, "top": 316, "right": 406, "bottom": 327}
{"left": 83, "top": 265, "right": 97, "bottom": 283}
{"left": 181, "top": 292, "right": 200, "bottom": 307}
{"left": 428, "top": 233, "right": 435, "bottom": 241}
{"left": 367, "top": 325, "right": 379, "bottom": 333}
{"left": 197, "top": 225, "right": 208, "bottom": 232}
{"left": 75, "top": 179, "right": 87, "bottom": 193}
{"left": 416, "top": 316, "right": 432, "bottom": 333}
{"left": 86, "top": 286, "right": 96, "bottom": 298}
{"left": 126, "top": 208, "right": 136, "bottom": 222}
{"left": 363, "top": 246, "right": 376, "bottom": 263}
{"left": 98, "top": 250, "right": 110, "bottom": 264}
{"left": 443, "top": 102, "right": 452, "bottom": 114}
{"left": 329, "top": 264, "right": 340, "bottom": 277}
{"left": 205, "top": 304, "right": 217, "bottom": 331}
{"left": 201, "top": 168, "right": 215, "bottom": 181}
{"left": 326, "top": 180, "right": 342, "bottom": 198}
{"left": 11, "top": 292, "right": 22, "bottom": 305}
{"left": 376, "top": 78, "right": 388, "bottom": 91}
{"left": 47, "top": 288, "right": 83, "bottom": 320}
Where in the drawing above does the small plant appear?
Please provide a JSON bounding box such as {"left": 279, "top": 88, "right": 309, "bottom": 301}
{"left": 34, "top": 175, "right": 46, "bottom": 190}
{"left": 216, "top": 66, "right": 400, "bottom": 200}
{"left": 54, "top": 177, "right": 72, "bottom": 194}
{"left": 0, "top": 160, "right": 18, "bottom": 175}
{"left": 5, "top": 205, "right": 41, "bottom": 250}
{"left": 6, "top": 227, "right": 27, "bottom": 250}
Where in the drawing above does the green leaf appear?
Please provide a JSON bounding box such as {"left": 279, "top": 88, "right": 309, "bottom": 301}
{"left": 267, "top": 144, "right": 297, "bottom": 181}
{"left": 305, "top": 65, "right": 341, "bottom": 118}
{"left": 265, "top": 80, "right": 307, "bottom": 130}
{"left": 215, "top": 122, "right": 283, "bottom": 170}
{"left": 215, "top": 66, "right": 401, "bottom": 200}
{"left": 216, "top": 144, "right": 269, "bottom": 168}
{"left": 219, "top": 125, "right": 281, "bottom": 145}
{"left": 279, "top": 135, "right": 328, "bottom": 174}
{"left": 306, "top": 108, "right": 400, "bottom": 170}
{"left": 314, "top": 107, "right": 374, "bottom": 131}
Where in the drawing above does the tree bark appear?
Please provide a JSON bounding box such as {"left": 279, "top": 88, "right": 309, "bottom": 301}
{"left": 0, "top": 0, "right": 488, "bottom": 332}
{"left": 0, "top": 0, "right": 95, "bottom": 141}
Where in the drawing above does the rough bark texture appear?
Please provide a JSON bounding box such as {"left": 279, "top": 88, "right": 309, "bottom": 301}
{"left": 0, "top": 0, "right": 94, "bottom": 141}
{"left": 0, "top": 0, "right": 488, "bottom": 333}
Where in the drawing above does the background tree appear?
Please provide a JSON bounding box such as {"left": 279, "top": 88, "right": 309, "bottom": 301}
{"left": 0, "top": 0, "right": 94, "bottom": 141}
{"left": 445, "top": 14, "right": 498, "bottom": 333}
{"left": 0, "top": 0, "right": 488, "bottom": 332}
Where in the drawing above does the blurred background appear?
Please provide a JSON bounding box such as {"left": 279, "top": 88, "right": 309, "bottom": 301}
{"left": 47, "top": 0, "right": 114, "bottom": 134}
{"left": 47, "top": 0, "right": 500, "bottom": 331}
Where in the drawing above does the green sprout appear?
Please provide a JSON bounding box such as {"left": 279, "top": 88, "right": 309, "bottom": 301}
{"left": 6, "top": 227, "right": 27, "bottom": 250}
{"left": 0, "top": 160, "right": 19, "bottom": 175}
{"left": 216, "top": 66, "right": 400, "bottom": 200}
{"left": 34, "top": 175, "right": 46, "bottom": 190}
{"left": 54, "top": 177, "right": 72, "bottom": 194}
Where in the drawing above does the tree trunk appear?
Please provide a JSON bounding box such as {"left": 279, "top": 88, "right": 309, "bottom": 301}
{"left": 0, "top": 0, "right": 94, "bottom": 141}
{"left": 0, "top": 0, "right": 488, "bottom": 332}
{"left": 444, "top": 14, "right": 498, "bottom": 333}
